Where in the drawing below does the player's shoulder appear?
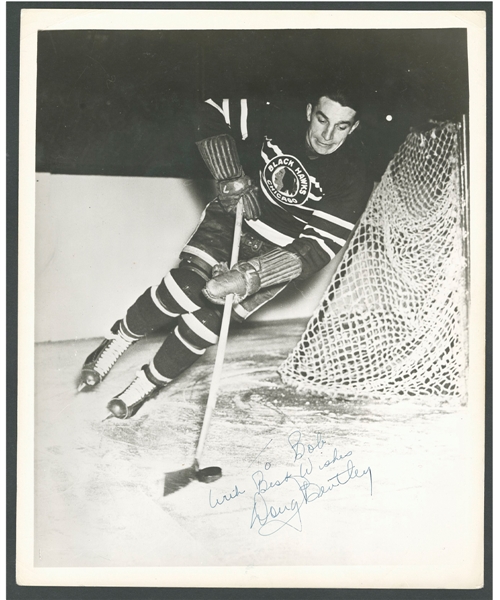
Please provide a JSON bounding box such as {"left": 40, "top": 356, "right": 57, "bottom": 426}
{"left": 334, "top": 134, "right": 372, "bottom": 181}
{"left": 341, "top": 131, "right": 369, "bottom": 162}
{"left": 322, "top": 136, "right": 374, "bottom": 200}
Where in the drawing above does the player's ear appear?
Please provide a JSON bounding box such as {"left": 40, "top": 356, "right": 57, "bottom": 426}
{"left": 349, "top": 120, "right": 360, "bottom": 134}
{"left": 306, "top": 103, "right": 312, "bottom": 122}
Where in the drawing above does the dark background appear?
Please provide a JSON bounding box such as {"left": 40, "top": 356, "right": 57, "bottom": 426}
{"left": 36, "top": 28, "right": 469, "bottom": 180}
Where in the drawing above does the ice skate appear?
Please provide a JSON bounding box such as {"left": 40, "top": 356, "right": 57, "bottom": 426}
{"left": 77, "top": 321, "right": 140, "bottom": 392}
{"left": 106, "top": 367, "right": 162, "bottom": 419}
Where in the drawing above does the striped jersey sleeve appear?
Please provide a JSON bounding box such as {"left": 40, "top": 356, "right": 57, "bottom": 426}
{"left": 286, "top": 163, "right": 373, "bottom": 278}
{"left": 192, "top": 97, "right": 270, "bottom": 178}
{"left": 298, "top": 208, "right": 358, "bottom": 261}
{"left": 202, "top": 98, "right": 250, "bottom": 140}
{"left": 193, "top": 98, "right": 265, "bottom": 143}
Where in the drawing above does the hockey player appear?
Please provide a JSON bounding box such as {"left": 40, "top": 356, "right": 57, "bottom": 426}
{"left": 78, "top": 87, "right": 374, "bottom": 419}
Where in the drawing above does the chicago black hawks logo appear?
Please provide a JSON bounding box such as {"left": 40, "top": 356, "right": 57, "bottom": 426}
{"left": 263, "top": 154, "right": 311, "bottom": 206}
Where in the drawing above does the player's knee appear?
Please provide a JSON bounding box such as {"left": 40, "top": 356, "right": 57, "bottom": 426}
{"left": 157, "top": 267, "right": 208, "bottom": 314}
{"left": 179, "top": 253, "right": 214, "bottom": 280}
{"left": 178, "top": 308, "right": 222, "bottom": 350}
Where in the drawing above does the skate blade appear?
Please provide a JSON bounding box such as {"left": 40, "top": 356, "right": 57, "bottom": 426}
{"left": 77, "top": 379, "right": 99, "bottom": 393}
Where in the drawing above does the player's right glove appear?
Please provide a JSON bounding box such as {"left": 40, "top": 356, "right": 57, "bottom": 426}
{"left": 196, "top": 134, "right": 261, "bottom": 220}
{"left": 203, "top": 248, "right": 303, "bottom": 305}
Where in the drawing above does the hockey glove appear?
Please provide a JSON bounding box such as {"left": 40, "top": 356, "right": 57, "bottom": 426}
{"left": 203, "top": 248, "right": 303, "bottom": 305}
{"left": 196, "top": 134, "right": 261, "bottom": 220}
{"left": 217, "top": 176, "right": 261, "bottom": 220}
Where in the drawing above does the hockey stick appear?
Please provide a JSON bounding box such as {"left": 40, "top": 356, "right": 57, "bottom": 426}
{"left": 163, "top": 199, "right": 244, "bottom": 496}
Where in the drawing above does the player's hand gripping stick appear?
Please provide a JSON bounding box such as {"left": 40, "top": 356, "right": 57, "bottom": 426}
{"left": 203, "top": 248, "right": 303, "bottom": 305}
{"left": 196, "top": 134, "right": 261, "bottom": 220}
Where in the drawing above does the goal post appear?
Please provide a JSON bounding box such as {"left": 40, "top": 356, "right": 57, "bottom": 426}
{"left": 279, "top": 121, "right": 469, "bottom": 404}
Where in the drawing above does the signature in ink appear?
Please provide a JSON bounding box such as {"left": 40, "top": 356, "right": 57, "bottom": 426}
{"left": 207, "top": 429, "right": 373, "bottom": 538}
{"left": 298, "top": 460, "right": 373, "bottom": 503}
{"left": 250, "top": 488, "right": 305, "bottom": 536}
{"left": 288, "top": 430, "right": 326, "bottom": 462}
{"left": 249, "top": 460, "right": 372, "bottom": 536}
{"left": 209, "top": 484, "right": 246, "bottom": 508}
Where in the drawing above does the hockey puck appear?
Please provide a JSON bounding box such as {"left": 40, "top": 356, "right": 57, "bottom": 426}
{"left": 107, "top": 399, "right": 128, "bottom": 419}
{"left": 196, "top": 466, "right": 222, "bottom": 484}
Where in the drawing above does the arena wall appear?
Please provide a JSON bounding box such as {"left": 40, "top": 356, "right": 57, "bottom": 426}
{"left": 35, "top": 173, "right": 342, "bottom": 342}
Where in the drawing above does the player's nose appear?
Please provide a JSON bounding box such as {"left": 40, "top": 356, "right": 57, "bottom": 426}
{"left": 323, "top": 125, "right": 334, "bottom": 141}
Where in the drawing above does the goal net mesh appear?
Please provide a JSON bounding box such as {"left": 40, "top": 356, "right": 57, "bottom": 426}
{"left": 279, "top": 122, "right": 469, "bottom": 403}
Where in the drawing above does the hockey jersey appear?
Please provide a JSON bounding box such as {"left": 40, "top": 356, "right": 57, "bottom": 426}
{"left": 193, "top": 98, "right": 374, "bottom": 279}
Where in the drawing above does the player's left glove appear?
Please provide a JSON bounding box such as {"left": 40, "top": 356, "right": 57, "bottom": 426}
{"left": 196, "top": 134, "right": 261, "bottom": 220}
{"left": 203, "top": 248, "right": 303, "bottom": 305}
{"left": 217, "top": 176, "right": 261, "bottom": 220}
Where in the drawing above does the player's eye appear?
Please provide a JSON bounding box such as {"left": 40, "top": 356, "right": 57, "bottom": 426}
{"left": 316, "top": 115, "right": 326, "bottom": 123}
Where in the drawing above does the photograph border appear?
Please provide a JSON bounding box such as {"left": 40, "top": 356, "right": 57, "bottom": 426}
{"left": 7, "top": 2, "right": 493, "bottom": 598}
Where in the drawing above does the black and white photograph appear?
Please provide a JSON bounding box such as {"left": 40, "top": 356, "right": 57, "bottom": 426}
{"left": 15, "top": 6, "right": 487, "bottom": 590}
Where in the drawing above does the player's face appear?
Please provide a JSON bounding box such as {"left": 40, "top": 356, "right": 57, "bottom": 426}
{"left": 306, "top": 97, "right": 359, "bottom": 155}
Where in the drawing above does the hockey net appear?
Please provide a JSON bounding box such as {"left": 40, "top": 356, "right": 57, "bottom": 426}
{"left": 279, "top": 122, "right": 469, "bottom": 403}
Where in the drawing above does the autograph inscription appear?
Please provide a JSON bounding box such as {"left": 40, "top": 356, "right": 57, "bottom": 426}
{"left": 208, "top": 429, "right": 372, "bottom": 537}
{"left": 208, "top": 484, "right": 246, "bottom": 508}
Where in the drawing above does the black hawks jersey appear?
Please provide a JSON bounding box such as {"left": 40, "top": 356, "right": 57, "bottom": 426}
{"left": 193, "top": 97, "right": 374, "bottom": 279}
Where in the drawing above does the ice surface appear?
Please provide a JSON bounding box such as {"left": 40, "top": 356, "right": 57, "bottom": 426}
{"left": 33, "top": 321, "right": 475, "bottom": 571}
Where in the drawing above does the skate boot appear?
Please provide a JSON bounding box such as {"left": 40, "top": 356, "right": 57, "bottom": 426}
{"left": 107, "top": 366, "right": 164, "bottom": 419}
{"left": 78, "top": 321, "right": 140, "bottom": 392}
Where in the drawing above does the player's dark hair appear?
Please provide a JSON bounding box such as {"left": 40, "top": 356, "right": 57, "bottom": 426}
{"left": 309, "top": 74, "right": 363, "bottom": 116}
{"left": 310, "top": 87, "right": 360, "bottom": 114}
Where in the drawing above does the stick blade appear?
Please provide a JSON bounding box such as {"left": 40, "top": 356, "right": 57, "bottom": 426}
{"left": 162, "top": 463, "right": 223, "bottom": 496}
{"left": 163, "top": 465, "right": 198, "bottom": 497}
